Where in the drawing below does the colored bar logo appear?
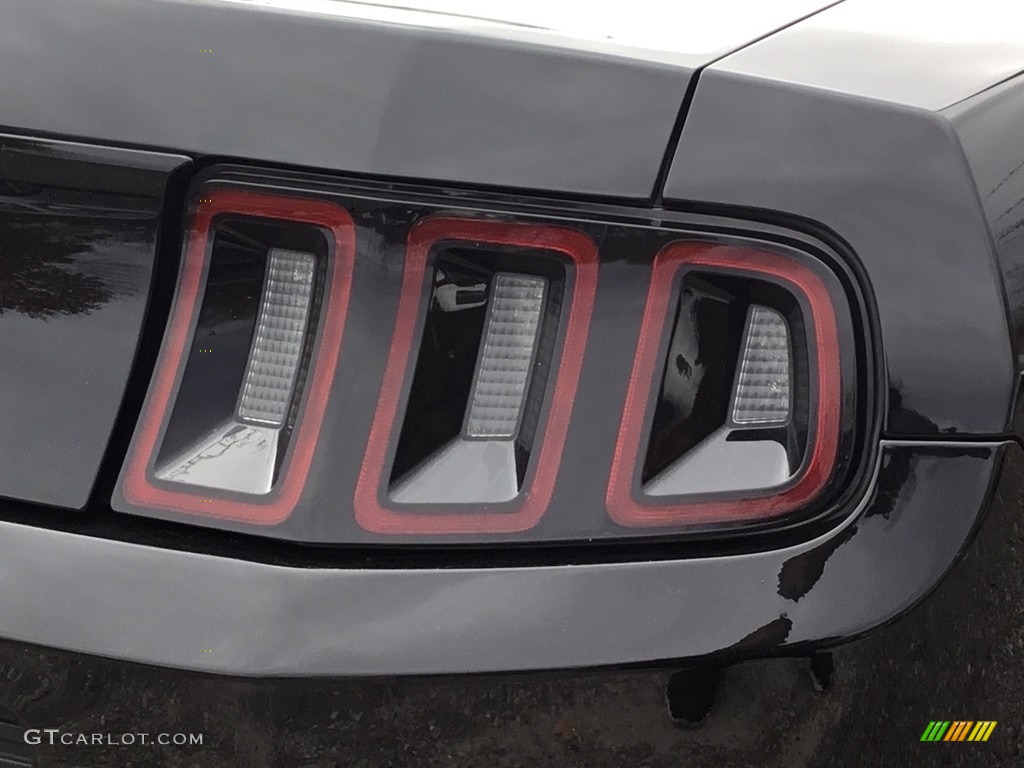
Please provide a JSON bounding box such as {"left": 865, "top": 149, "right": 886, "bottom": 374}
{"left": 920, "top": 721, "right": 997, "bottom": 742}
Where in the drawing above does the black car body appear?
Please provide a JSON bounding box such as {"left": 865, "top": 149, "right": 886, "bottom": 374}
{"left": 0, "top": 0, "right": 1023, "bottom": 765}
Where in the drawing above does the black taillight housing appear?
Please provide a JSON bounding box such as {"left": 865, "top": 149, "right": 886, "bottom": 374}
{"left": 608, "top": 242, "right": 844, "bottom": 527}
{"left": 354, "top": 217, "right": 598, "bottom": 535}
{"left": 112, "top": 172, "right": 868, "bottom": 546}
{"left": 119, "top": 187, "right": 355, "bottom": 525}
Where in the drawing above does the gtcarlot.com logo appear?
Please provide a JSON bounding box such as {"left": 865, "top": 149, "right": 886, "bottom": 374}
{"left": 24, "top": 729, "right": 203, "bottom": 747}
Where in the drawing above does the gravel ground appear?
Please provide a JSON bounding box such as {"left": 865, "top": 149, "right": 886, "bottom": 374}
{"left": 2, "top": 447, "right": 1023, "bottom": 767}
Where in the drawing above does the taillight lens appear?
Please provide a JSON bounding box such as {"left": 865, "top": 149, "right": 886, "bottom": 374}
{"left": 119, "top": 188, "right": 355, "bottom": 524}
{"left": 113, "top": 174, "right": 863, "bottom": 544}
{"left": 354, "top": 217, "right": 598, "bottom": 534}
{"left": 607, "top": 242, "right": 842, "bottom": 527}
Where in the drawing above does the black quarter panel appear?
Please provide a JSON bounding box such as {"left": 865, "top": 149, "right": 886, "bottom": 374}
{"left": 947, "top": 75, "right": 1024, "bottom": 437}
{"left": 664, "top": 71, "right": 1017, "bottom": 436}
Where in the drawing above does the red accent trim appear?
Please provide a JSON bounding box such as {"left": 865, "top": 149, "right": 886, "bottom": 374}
{"left": 122, "top": 188, "right": 356, "bottom": 525}
{"left": 607, "top": 242, "right": 842, "bottom": 527}
{"left": 355, "top": 218, "right": 598, "bottom": 534}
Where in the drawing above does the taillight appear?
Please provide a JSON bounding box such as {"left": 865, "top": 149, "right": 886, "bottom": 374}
{"left": 607, "top": 242, "right": 842, "bottom": 527}
{"left": 119, "top": 188, "right": 355, "bottom": 524}
{"left": 354, "top": 218, "right": 598, "bottom": 534}
{"left": 112, "top": 172, "right": 864, "bottom": 545}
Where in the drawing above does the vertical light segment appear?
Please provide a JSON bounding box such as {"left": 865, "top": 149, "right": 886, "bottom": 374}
{"left": 465, "top": 273, "right": 547, "bottom": 439}
{"left": 517, "top": 284, "right": 562, "bottom": 451}
{"left": 237, "top": 248, "right": 316, "bottom": 427}
{"left": 731, "top": 304, "right": 791, "bottom": 425}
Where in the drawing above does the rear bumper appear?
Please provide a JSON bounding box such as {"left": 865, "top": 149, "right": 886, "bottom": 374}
{"left": 0, "top": 440, "right": 1003, "bottom": 676}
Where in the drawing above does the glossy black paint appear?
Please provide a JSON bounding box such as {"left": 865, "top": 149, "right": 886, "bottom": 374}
{"left": 5, "top": 445, "right": 1024, "bottom": 766}
{"left": 946, "top": 75, "right": 1024, "bottom": 437}
{"left": 0, "top": 0, "right": 1017, "bottom": 705}
{"left": 0, "top": 134, "right": 187, "bottom": 508}
{"left": 0, "top": 0, "right": 698, "bottom": 199}
{"left": 664, "top": 72, "right": 1017, "bottom": 437}
{"left": 0, "top": 441, "right": 1005, "bottom": 675}
{"left": 110, "top": 167, "right": 872, "bottom": 546}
